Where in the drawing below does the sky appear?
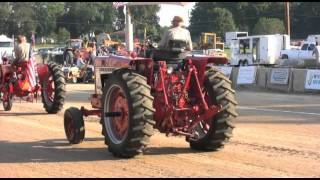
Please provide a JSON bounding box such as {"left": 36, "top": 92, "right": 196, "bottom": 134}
{"left": 157, "top": 2, "right": 196, "bottom": 27}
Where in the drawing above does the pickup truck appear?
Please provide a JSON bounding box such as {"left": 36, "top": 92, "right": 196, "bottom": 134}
{"left": 280, "top": 42, "right": 317, "bottom": 60}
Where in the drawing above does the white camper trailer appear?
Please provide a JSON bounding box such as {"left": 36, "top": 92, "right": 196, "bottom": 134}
{"left": 225, "top": 32, "right": 248, "bottom": 48}
{"left": 306, "top": 35, "right": 320, "bottom": 45}
{"left": 230, "top": 34, "right": 290, "bottom": 66}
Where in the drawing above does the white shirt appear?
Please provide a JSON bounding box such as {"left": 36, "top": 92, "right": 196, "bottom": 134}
{"left": 159, "top": 26, "right": 193, "bottom": 50}
{"left": 76, "top": 58, "right": 85, "bottom": 68}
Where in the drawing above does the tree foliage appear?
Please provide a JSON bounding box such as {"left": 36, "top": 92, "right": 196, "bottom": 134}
{"left": 189, "top": 2, "right": 319, "bottom": 39}
{"left": 115, "top": 5, "right": 161, "bottom": 40}
{"left": 190, "top": 6, "right": 236, "bottom": 40}
{"left": 253, "top": 18, "right": 285, "bottom": 35}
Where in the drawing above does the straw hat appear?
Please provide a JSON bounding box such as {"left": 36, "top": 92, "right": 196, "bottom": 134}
{"left": 172, "top": 16, "right": 184, "bottom": 23}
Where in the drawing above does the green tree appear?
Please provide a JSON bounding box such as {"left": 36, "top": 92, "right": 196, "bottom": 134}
{"left": 189, "top": 6, "right": 236, "bottom": 40}
{"left": 253, "top": 17, "right": 285, "bottom": 35}
{"left": 34, "top": 2, "right": 65, "bottom": 37}
{"left": 130, "top": 5, "right": 161, "bottom": 40}
{"left": 7, "top": 2, "right": 37, "bottom": 36}
{"left": 57, "top": 28, "right": 70, "bottom": 43}
{"left": 0, "top": 2, "right": 12, "bottom": 34}
{"left": 59, "top": 2, "right": 116, "bottom": 38}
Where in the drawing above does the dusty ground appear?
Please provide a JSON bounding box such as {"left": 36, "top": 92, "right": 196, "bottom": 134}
{"left": 0, "top": 84, "right": 320, "bottom": 178}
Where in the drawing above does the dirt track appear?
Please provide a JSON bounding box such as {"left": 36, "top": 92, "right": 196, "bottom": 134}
{"left": 0, "top": 84, "right": 320, "bottom": 177}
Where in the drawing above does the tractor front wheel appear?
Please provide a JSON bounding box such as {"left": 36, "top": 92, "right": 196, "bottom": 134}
{"left": 101, "top": 71, "right": 155, "bottom": 158}
{"left": 64, "top": 107, "right": 85, "bottom": 144}
{"left": 41, "top": 62, "right": 66, "bottom": 114}
{"left": 2, "top": 84, "right": 13, "bottom": 111}
{"left": 188, "top": 66, "right": 238, "bottom": 151}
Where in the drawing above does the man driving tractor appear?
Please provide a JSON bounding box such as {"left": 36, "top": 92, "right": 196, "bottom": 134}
{"left": 159, "top": 16, "right": 193, "bottom": 51}
{"left": 154, "top": 16, "right": 193, "bottom": 62}
{"left": 14, "top": 35, "right": 31, "bottom": 64}
{"left": 12, "top": 35, "right": 37, "bottom": 96}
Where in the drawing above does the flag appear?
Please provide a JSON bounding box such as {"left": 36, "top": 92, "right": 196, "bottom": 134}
{"left": 113, "top": 2, "right": 127, "bottom": 9}
{"left": 26, "top": 55, "right": 37, "bottom": 91}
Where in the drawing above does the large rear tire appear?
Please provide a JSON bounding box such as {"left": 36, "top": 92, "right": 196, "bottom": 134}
{"left": 188, "top": 66, "right": 238, "bottom": 151}
{"left": 64, "top": 107, "right": 85, "bottom": 144}
{"left": 41, "top": 62, "right": 66, "bottom": 114}
{"left": 101, "top": 71, "right": 155, "bottom": 158}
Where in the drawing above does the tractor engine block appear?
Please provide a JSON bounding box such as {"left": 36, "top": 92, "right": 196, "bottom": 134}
{"left": 153, "top": 69, "right": 191, "bottom": 133}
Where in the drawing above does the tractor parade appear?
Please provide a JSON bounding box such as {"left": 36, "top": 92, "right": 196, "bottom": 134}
{"left": 0, "top": 2, "right": 320, "bottom": 178}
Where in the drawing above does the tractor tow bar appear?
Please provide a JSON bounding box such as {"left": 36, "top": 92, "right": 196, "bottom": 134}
{"left": 105, "top": 112, "right": 122, "bottom": 117}
{"left": 79, "top": 107, "right": 122, "bottom": 118}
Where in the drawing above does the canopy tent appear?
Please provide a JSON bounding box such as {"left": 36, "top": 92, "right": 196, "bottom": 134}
{"left": 0, "top": 35, "right": 13, "bottom": 42}
{"left": 115, "top": 2, "right": 193, "bottom": 51}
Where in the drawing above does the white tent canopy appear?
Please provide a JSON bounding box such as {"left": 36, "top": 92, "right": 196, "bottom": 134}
{"left": 0, "top": 35, "right": 13, "bottom": 42}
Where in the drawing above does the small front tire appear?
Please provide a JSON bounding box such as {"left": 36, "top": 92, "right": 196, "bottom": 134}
{"left": 64, "top": 107, "right": 85, "bottom": 144}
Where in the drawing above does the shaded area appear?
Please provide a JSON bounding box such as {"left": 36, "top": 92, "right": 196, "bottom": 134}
{"left": 0, "top": 112, "right": 48, "bottom": 117}
{"left": 0, "top": 138, "right": 203, "bottom": 163}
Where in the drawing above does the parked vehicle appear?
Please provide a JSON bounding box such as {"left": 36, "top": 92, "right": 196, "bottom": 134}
{"left": 307, "top": 35, "right": 320, "bottom": 45}
{"left": 225, "top": 32, "right": 248, "bottom": 48}
{"left": 230, "top": 34, "right": 290, "bottom": 66}
{"left": 51, "top": 47, "right": 65, "bottom": 55}
{"left": 280, "top": 41, "right": 317, "bottom": 60}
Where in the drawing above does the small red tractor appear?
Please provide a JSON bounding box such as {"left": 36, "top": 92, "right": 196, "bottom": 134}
{"left": 64, "top": 40, "right": 238, "bottom": 158}
{"left": 0, "top": 56, "right": 66, "bottom": 113}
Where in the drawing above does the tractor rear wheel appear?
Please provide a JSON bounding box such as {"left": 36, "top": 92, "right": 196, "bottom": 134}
{"left": 188, "top": 66, "right": 238, "bottom": 151}
{"left": 64, "top": 107, "right": 85, "bottom": 144}
{"left": 41, "top": 62, "right": 66, "bottom": 114}
{"left": 101, "top": 71, "right": 155, "bottom": 158}
{"left": 2, "top": 84, "right": 13, "bottom": 111}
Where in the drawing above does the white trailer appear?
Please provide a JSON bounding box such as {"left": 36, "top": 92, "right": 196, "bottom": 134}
{"left": 230, "top": 34, "right": 290, "bottom": 66}
{"left": 0, "top": 35, "right": 14, "bottom": 60}
{"left": 225, "top": 32, "right": 248, "bottom": 48}
{"left": 306, "top": 35, "right": 320, "bottom": 45}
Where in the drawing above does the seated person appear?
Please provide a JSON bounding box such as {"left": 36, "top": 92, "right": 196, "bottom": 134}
{"left": 154, "top": 16, "right": 193, "bottom": 62}
{"left": 13, "top": 35, "right": 31, "bottom": 65}
{"left": 76, "top": 51, "right": 86, "bottom": 70}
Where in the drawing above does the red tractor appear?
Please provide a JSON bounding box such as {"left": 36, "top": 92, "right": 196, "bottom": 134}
{"left": 64, "top": 40, "right": 238, "bottom": 158}
{"left": 0, "top": 56, "right": 66, "bottom": 113}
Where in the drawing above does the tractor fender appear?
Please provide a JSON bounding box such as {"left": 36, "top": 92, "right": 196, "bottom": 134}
{"left": 36, "top": 64, "right": 49, "bottom": 83}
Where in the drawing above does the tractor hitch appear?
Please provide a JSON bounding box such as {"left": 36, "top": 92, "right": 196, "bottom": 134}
{"left": 105, "top": 112, "right": 122, "bottom": 117}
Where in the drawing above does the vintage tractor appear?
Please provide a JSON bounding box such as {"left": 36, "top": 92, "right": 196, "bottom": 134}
{"left": 63, "top": 39, "right": 238, "bottom": 158}
{"left": 0, "top": 55, "right": 66, "bottom": 113}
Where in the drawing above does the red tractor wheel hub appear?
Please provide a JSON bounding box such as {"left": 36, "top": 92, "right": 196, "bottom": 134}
{"left": 109, "top": 87, "right": 129, "bottom": 141}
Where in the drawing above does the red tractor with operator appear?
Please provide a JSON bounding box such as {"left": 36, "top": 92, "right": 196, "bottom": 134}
{"left": 63, "top": 38, "right": 238, "bottom": 158}
{"left": 0, "top": 54, "right": 66, "bottom": 113}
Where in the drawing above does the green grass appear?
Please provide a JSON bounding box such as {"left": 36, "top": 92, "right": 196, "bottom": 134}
{"left": 34, "top": 44, "right": 64, "bottom": 49}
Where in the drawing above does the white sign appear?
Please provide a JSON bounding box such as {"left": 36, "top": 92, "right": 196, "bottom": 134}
{"left": 215, "top": 66, "right": 233, "bottom": 78}
{"left": 270, "top": 68, "right": 290, "bottom": 85}
{"left": 305, "top": 70, "right": 320, "bottom": 90}
{"left": 237, "top": 66, "right": 256, "bottom": 84}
